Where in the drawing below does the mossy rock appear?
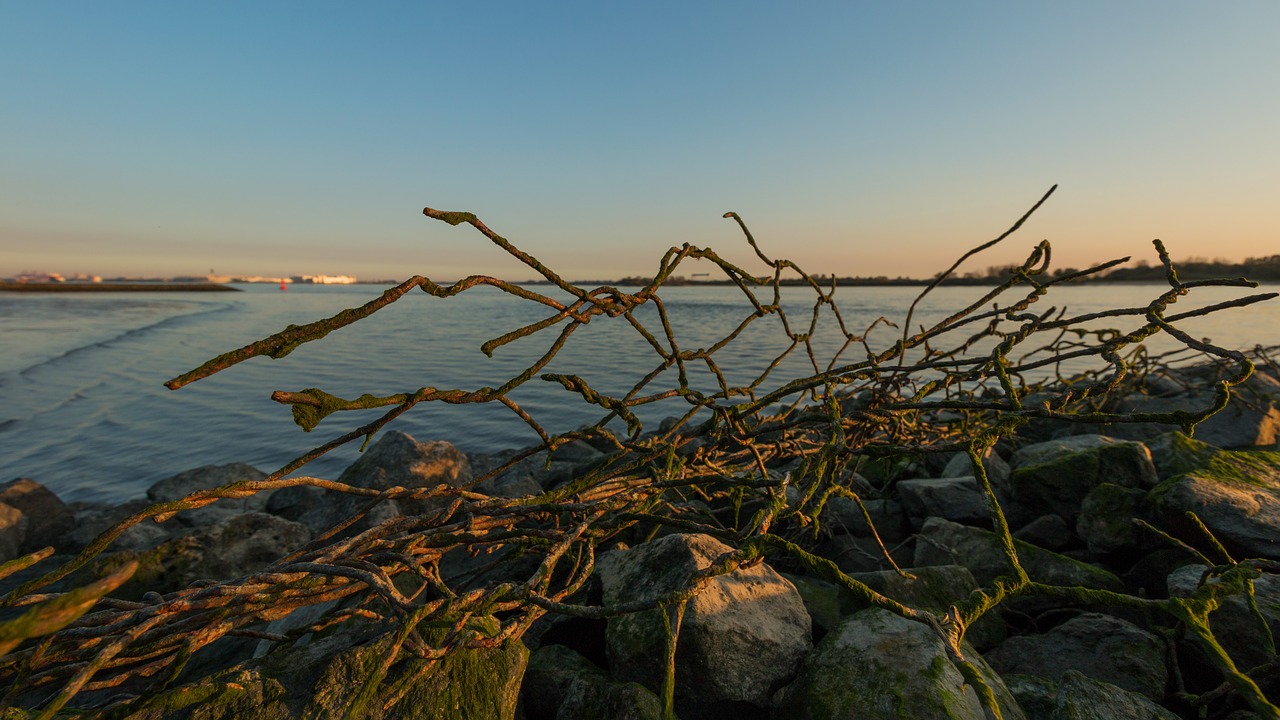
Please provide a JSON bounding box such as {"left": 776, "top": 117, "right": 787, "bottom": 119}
{"left": 119, "top": 616, "right": 527, "bottom": 719}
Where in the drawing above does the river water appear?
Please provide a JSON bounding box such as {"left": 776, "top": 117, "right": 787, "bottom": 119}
{"left": 1, "top": 281, "right": 1276, "bottom": 503}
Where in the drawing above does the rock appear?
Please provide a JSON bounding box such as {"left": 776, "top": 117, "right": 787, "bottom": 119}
{"left": 898, "top": 476, "right": 991, "bottom": 529}
{"left": 942, "top": 446, "right": 1011, "bottom": 489}
{"left": 774, "top": 607, "right": 1026, "bottom": 720}
{"left": 146, "top": 463, "right": 271, "bottom": 527}
{"left": 467, "top": 452, "right": 545, "bottom": 498}
{"left": 268, "top": 431, "right": 471, "bottom": 535}
{"left": 1, "top": 478, "right": 75, "bottom": 553}
{"left": 914, "top": 517, "right": 1124, "bottom": 591}
{"left": 984, "top": 613, "right": 1167, "bottom": 701}
{"left": 1009, "top": 435, "right": 1157, "bottom": 523}
{"left": 780, "top": 572, "right": 843, "bottom": 639}
{"left": 103, "top": 512, "right": 310, "bottom": 599}
{"left": 0, "top": 502, "right": 26, "bottom": 563}
{"left": 127, "top": 615, "right": 527, "bottom": 719}
{"left": 597, "top": 533, "right": 811, "bottom": 710}
{"left": 821, "top": 494, "right": 910, "bottom": 543}
{"left": 1076, "top": 483, "right": 1155, "bottom": 556}
{"left": 1014, "top": 514, "right": 1073, "bottom": 551}
{"left": 68, "top": 498, "right": 173, "bottom": 552}
{"left": 846, "top": 565, "right": 1006, "bottom": 650}
{"left": 1002, "top": 673, "right": 1059, "bottom": 719}
{"left": 1148, "top": 445, "right": 1280, "bottom": 560}
{"left": 522, "top": 645, "right": 662, "bottom": 720}
{"left": 1167, "top": 564, "right": 1280, "bottom": 671}
{"left": 1050, "top": 670, "right": 1178, "bottom": 719}
{"left": 1115, "top": 369, "right": 1280, "bottom": 449}
{"left": 822, "top": 533, "right": 915, "bottom": 575}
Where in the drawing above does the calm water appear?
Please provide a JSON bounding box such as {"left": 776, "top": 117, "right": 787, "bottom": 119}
{"left": 2, "top": 281, "right": 1276, "bottom": 503}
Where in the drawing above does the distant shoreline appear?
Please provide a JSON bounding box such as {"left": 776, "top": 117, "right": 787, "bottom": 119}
{"left": 0, "top": 282, "right": 240, "bottom": 293}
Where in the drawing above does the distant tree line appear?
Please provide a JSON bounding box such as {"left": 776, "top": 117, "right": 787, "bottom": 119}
{"left": 592, "top": 255, "right": 1280, "bottom": 287}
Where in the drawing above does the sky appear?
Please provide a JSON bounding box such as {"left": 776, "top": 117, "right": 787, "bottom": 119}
{"left": 2, "top": 2, "right": 1278, "bottom": 282}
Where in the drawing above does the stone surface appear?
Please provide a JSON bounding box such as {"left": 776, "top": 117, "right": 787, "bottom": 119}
{"left": 1115, "top": 369, "right": 1280, "bottom": 449}
{"left": 597, "top": 533, "right": 811, "bottom": 709}
{"left": 823, "top": 533, "right": 915, "bottom": 575}
{"left": 268, "top": 431, "right": 471, "bottom": 534}
{"left": 147, "top": 463, "right": 271, "bottom": 527}
{"left": 522, "top": 644, "right": 663, "bottom": 720}
{"left": 914, "top": 517, "right": 1124, "bottom": 591}
{"left": 127, "top": 615, "right": 527, "bottom": 719}
{"left": 897, "top": 476, "right": 991, "bottom": 529}
{"left": 1167, "top": 564, "right": 1280, "bottom": 671}
{"left": 1009, "top": 435, "right": 1157, "bottom": 523}
{"left": 1076, "top": 483, "right": 1154, "bottom": 556}
{"left": 985, "top": 613, "right": 1167, "bottom": 701}
{"left": 821, "top": 494, "right": 910, "bottom": 543}
{"left": 104, "top": 512, "right": 310, "bottom": 599}
{"left": 942, "top": 446, "right": 1011, "bottom": 490}
{"left": 775, "top": 607, "right": 1026, "bottom": 720}
{"left": 69, "top": 498, "right": 174, "bottom": 552}
{"left": 1149, "top": 445, "right": 1280, "bottom": 560}
{"left": 1013, "top": 514, "right": 1073, "bottom": 551}
{"left": 1050, "top": 670, "right": 1178, "bottom": 720}
{"left": 0, "top": 502, "right": 26, "bottom": 563}
{"left": 847, "top": 565, "right": 1006, "bottom": 650}
{"left": 0, "top": 478, "right": 75, "bottom": 553}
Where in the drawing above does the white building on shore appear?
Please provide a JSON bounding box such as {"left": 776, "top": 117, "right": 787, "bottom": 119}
{"left": 292, "top": 274, "right": 357, "bottom": 285}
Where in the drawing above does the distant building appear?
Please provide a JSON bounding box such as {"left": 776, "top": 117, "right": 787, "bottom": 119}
{"left": 292, "top": 274, "right": 357, "bottom": 284}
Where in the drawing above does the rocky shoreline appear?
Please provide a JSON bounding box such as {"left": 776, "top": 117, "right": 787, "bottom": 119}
{"left": 2, "top": 361, "right": 1280, "bottom": 718}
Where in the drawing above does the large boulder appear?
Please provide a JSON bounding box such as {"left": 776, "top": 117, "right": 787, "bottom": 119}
{"left": 267, "top": 431, "right": 471, "bottom": 534}
{"left": 100, "top": 512, "right": 310, "bottom": 599}
{"left": 0, "top": 502, "right": 26, "bottom": 563}
{"left": 146, "top": 463, "right": 271, "bottom": 527}
{"left": 846, "top": 565, "right": 1006, "bottom": 651}
{"left": 1114, "top": 369, "right": 1280, "bottom": 449}
{"left": 522, "top": 644, "right": 662, "bottom": 720}
{"left": 914, "top": 517, "right": 1124, "bottom": 592}
{"left": 941, "top": 446, "right": 1012, "bottom": 489}
{"left": 1, "top": 478, "right": 75, "bottom": 553}
{"left": 1076, "top": 482, "right": 1156, "bottom": 556}
{"left": 897, "top": 476, "right": 991, "bottom": 529}
{"left": 1167, "top": 564, "right": 1280, "bottom": 672}
{"left": 597, "top": 533, "right": 811, "bottom": 711}
{"left": 1005, "top": 671, "right": 1179, "bottom": 720}
{"left": 985, "top": 613, "right": 1167, "bottom": 701}
{"left": 124, "top": 615, "right": 527, "bottom": 719}
{"left": 1008, "top": 435, "right": 1157, "bottom": 523}
{"left": 1148, "top": 444, "right": 1280, "bottom": 560}
{"left": 775, "top": 607, "right": 1026, "bottom": 720}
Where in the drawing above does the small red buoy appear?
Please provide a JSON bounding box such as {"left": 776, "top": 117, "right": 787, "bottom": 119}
{"left": 280, "top": 280, "right": 287, "bottom": 291}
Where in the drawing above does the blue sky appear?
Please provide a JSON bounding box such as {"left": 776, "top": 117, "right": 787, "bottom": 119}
{"left": 3, "top": 3, "right": 1277, "bottom": 281}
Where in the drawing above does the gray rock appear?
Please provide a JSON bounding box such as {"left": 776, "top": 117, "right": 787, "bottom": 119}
{"left": 1167, "top": 564, "right": 1280, "bottom": 671}
{"left": 775, "top": 607, "right": 1026, "bottom": 720}
{"left": 1076, "top": 483, "right": 1155, "bottom": 556}
{"left": 821, "top": 494, "right": 910, "bottom": 543}
{"left": 597, "top": 533, "right": 811, "bottom": 708}
{"left": 914, "top": 517, "right": 1124, "bottom": 591}
{"left": 125, "top": 615, "right": 527, "bottom": 719}
{"left": 823, "top": 533, "right": 915, "bottom": 575}
{"left": 1115, "top": 370, "right": 1280, "bottom": 449}
{"left": 781, "top": 572, "right": 843, "bottom": 638}
{"left": 1014, "top": 514, "right": 1073, "bottom": 551}
{"left": 985, "top": 613, "right": 1166, "bottom": 701}
{"left": 147, "top": 463, "right": 271, "bottom": 527}
{"left": 1050, "top": 670, "right": 1178, "bottom": 719}
{"left": 522, "top": 644, "right": 663, "bottom": 720}
{"left": 1009, "top": 435, "right": 1157, "bottom": 523}
{"left": 107, "top": 512, "right": 311, "bottom": 598}
{"left": 898, "top": 476, "right": 991, "bottom": 528}
{"left": 69, "top": 498, "right": 173, "bottom": 552}
{"left": 942, "top": 446, "right": 1011, "bottom": 490}
{"left": 0, "top": 502, "right": 26, "bottom": 563}
{"left": 1002, "top": 673, "right": 1059, "bottom": 720}
{"left": 1148, "top": 445, "right": 1280, "bottom": 560}
{"left": 268, "top": 431, "right": 471, "bottom": 534}
{"left": 846, "top": 565, "right": 1006, "bottom": 650}
{"left": 1, "top": 478, "right": 74, "bottom": 553}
